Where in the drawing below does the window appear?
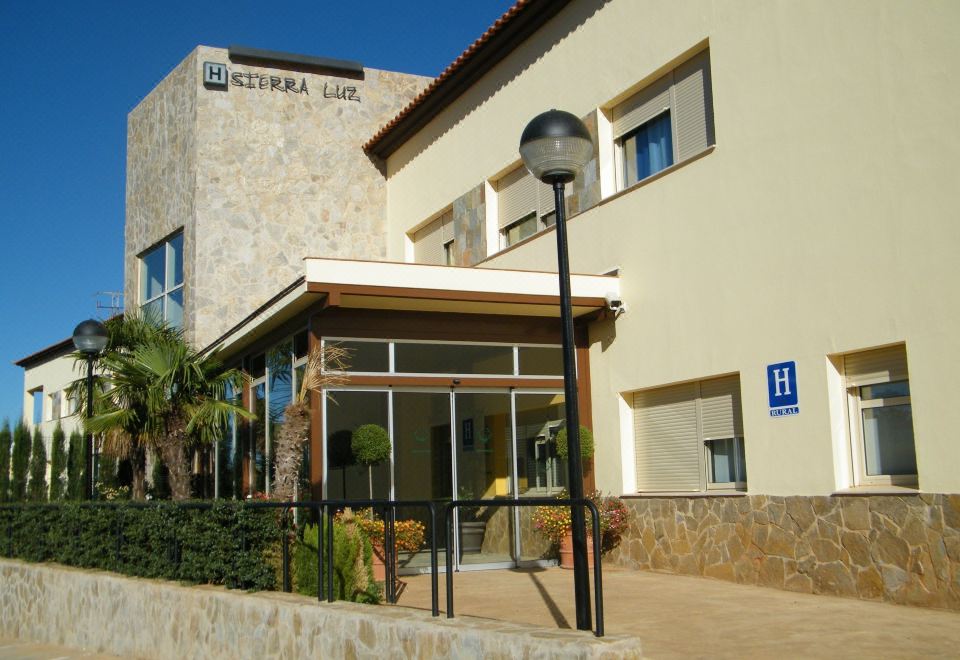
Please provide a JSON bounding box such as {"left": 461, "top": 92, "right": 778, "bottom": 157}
{"left": 496, "top": 165, "right": 556, "bottom": 249}
{"left": 139, "top": 232, "right": 184, "bottom": 328}
{"left": 612, "top": 48, "right": 714, "bottom": 189}
{"left": 30, "top": 388, "right": 43, "bottom": 426}
{"left": 413, "top": 209, "right": 454, "bottom": 265}
{"left": 632, "top": 374, "right": 745, "bottom": 492}
{"left": 844, "top": 345, "right": 917, "bottom": 486}
{"left": 48, "top": 390, "right": 62, "bottom": 420}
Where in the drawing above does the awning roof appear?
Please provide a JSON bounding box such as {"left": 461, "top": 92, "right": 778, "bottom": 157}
{"left": 205, "top": 257, "right": 619, "bottom": 357}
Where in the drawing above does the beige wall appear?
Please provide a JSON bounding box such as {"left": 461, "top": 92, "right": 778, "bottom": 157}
{"left": 126, "top": 46, "right": 429, "bottom": 348}
{"left": 383, "top": 0, "right": 960, "bottom": 495}
{"left": 21, "top": 351, "right": 84, "bottom": 447}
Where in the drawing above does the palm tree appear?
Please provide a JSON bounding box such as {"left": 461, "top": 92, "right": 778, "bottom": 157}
{"left": 78, "top": 314, "right": 252, "bottom": 500}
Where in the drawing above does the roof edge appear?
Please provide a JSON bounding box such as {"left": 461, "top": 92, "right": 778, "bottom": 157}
{"left": 364, "top": 0, "right": 571, "bottom": 159}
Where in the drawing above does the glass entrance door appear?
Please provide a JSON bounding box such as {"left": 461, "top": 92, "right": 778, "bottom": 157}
{"left": 453, "top": 391, "right": 513, "bottom": 567}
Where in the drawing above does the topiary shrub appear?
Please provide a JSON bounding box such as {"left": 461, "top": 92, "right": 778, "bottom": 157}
{"left": 351, "top": 424, "right": 390, "bottom": 499}
{"left": 555, "top": 425, "right": 594, "bottom": 460}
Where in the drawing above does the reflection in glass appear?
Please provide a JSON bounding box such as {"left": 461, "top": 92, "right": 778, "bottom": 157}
{"left": 862, "top": 380, "right": 910, "bottom": 400}
{"left": 707, "top": 438, "right": 746, "bottom": 484}
{"left": 863, "top": 404, "right": 916, "bottom": 476}
{"left": 267, "top": 342, "right": 293, "bottom": 495}
{"left": 332, "top": 341, "right": 389, "bottom": 373}
{"left": 393, "top": 392, "right": 451, "bottom": 558}
{"left": 455, "top": 392, "right": 512, "bottom": 564}
{"left": 518, "top": 346, "right": 562, "bottom": 376}
{"left": 515, "top": 393, "right": 566, "bottom": 496}
{"left": 394, "top": 343, "right": 513, "bottom": 375}
{"left": 325, "top": 391, "right": 389, "bottom": 500}
{"left": 140, "top": 246, "right": 165, "bottom": 301}
{"left": 167, "top": 288, "right": 183, "bottom": 330}
{"left": 168, "top": 233, "right": 184, "bottom": 287}
{"left": 252, "top": 382, "right": 266, "bottom": 494}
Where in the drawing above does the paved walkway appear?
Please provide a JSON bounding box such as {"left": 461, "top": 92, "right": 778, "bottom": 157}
{"left": 395, "top": 567, "right": 960, "bottom": 659}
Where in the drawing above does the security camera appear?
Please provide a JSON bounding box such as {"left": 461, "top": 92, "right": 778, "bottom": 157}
{"left": 605, "top": 292, "right": 625, "bottom": 316}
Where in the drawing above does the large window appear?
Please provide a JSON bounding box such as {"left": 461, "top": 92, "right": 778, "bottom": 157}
{"left": 139, "top": 232, "right": 184, "bottom": 329}
{"left": 632, "top": 374, "right": 745, "bottom": 492}
{"left": 613, "top": 48, "right": 714, "bottom": 189}
{"left": 496, "top": 165, "right": 556, "bottom": 249}
{"left": 412, "top": 209, "right": 454, "bottom": 265}
{"left": 844, "top": 345, "right": 917, "bottom": 486}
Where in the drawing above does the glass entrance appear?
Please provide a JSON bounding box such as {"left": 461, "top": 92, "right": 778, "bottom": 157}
{"left": 324, "top": 387, "right": 565, "bottom": 571}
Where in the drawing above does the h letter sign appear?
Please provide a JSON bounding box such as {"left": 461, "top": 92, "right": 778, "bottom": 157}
{"left": 767, "top": 360, "right": 799, "bottom": 417}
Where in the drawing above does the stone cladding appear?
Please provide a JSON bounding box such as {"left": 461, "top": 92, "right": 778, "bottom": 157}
{"left": 0, "top": 559, "right": 642, "bottom": 658}
{"left": 606, "top": 494, "right": 960, "bottom": 610}
{"left": 125, "top": 46, "right": 430, "bottom": 348}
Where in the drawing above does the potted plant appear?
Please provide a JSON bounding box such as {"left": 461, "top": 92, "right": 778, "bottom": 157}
{"left": 351, "top": 424, "right": 390, "bottom": 500}
{"left": 531, "top": 490, "right": 628, "bottom": 569}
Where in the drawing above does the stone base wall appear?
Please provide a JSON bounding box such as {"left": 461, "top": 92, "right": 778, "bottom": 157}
{"left": 607, "top": 494, "right": 960, "bottom": 610}
{"left": 0, "top": 560, "right": 641, "bottom": 659}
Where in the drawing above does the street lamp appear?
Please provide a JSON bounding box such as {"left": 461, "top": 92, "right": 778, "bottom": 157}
{"left": 519, "top": 109, "right": 594, "bottom": 632}
{"left": 72, "top": 319, "right": 108, "bottom": 500}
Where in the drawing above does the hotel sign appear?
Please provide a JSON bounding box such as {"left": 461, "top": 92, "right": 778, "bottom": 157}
{"left": 767, "top": 360, "right": 799, "bottom": 417}
{"left": 202, "top": 61, "right": 360, "bottom": 101}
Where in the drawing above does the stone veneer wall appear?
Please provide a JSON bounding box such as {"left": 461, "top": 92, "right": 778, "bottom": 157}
{"left": 606, "top": 494, "right": 960, "bottom": 610}
{"left": 0, "top": 560, "right": 641, "bottom": 659}
{"left": 126, "top": 46, "right": 431, "bottom": 348}
{"left": 452, "top": 183, "right": 486, "bottom": 266}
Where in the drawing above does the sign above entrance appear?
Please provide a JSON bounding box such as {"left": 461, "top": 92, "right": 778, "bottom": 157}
{"left": 767, "top": 360, "right": 799, "bottom": 417}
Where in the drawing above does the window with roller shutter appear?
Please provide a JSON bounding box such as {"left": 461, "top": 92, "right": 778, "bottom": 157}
{"left": 632, "top": 374, "right": 745, "bottom": 492}
{"left": 412, "top": 209, "right": 454, "bottom": 265}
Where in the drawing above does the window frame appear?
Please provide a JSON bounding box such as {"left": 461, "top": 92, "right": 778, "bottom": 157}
{"left": 704, "top": 436, "right": 747, "bottom": 490}
{"left": 846, "top": 380, "right": 917, "bottom": 487}
{"left": 615, "top": 109, "right": 675, "bottom": 189}
{"left": 138, "top": 231, "right": 184, "bottom": 328}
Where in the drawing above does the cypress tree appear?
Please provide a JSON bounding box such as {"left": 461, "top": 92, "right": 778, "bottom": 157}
{"left": 67, "top": 430, "right": 86, "bottom": 500}
{"left": 28, "top": 427, "right": 48, "bottom": 502}
{"left": 0, "top": 420, "right": 11, "bottom": 502}
{"left": 49, "top": 423, "right": 67, "bottom": 500}
{"left": 10, "top": 421, "right": 31, "bottom": 501}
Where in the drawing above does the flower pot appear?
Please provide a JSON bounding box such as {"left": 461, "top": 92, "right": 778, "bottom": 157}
{"left": 371, "top": 542, "right": 387, "bottom": 582}
{"left": 558, "top": 531, "right": 594, "bottom": 570}
{"left": 460, "top": 521, "right": 486, "bottom": 554}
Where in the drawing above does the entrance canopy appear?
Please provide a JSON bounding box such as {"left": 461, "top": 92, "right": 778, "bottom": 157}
{"left": 206, "top": 258, "right": 620, "bottom": 357}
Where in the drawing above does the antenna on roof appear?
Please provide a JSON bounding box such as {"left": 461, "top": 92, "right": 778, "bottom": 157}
{"left": 95, "top": 291, "right": 124, "bottom": 318}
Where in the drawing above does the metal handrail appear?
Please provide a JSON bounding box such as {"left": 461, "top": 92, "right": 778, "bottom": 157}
{"left": 444, "top": 497, "right": 605, "bottom": 637}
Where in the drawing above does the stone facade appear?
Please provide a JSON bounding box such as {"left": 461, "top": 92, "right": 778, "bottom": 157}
{"left": 0, "top": 559, "right": 642, "bottom": 659}
{"left": 125, "top": 46, "right": 430, "bottom": 348}
{"left": 452, "top": 183, "right": 486, "bottom": 267}
{"left": 607, "top": 494, "right": 960, "bottom": 610}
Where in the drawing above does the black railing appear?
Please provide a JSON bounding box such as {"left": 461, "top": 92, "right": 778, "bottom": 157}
{"left": 445, "top": 497, "right": 605, "bottom": 637}
{"left": 1, "top": 497, "right": 604, "bottom": 636}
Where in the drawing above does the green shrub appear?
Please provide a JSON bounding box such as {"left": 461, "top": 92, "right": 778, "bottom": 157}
{"left": 293, "top": 519, "right": 380, "bottom": 604}
{"left": 49, "top": 425, "right": 67, "bottom": 501}
{"left": 0, "top": 420, "right": 11, "bottom": 503}
{"left": 66, "top": 430, "right": 85, "bottom": 500}
{"left": 28, "top": 428, "right": 47, "bottom": 502}
{"left": 10, "top": 421, "right": 30, "bottom": 501}
{"left": 351, "top": 424, "right": 390, "bottom": 465}
{"left": 556, "top": 425, "right": 594, "bottom": 460}
{"left": 0, "top": 501, "right": 280, "bottom": 591}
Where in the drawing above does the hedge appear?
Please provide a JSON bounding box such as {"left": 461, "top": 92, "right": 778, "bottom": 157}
{"left": 0, "top": 501, "right": 280, "bottom": 590}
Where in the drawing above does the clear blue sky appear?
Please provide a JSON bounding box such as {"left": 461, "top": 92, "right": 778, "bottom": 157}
{"left": 0, "top": 0, "right": 516, "bottom": 424}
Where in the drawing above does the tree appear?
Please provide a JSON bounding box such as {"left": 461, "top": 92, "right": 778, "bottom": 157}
{"left": 271, "top": 345, "right": 347, "bottom": 500}
{"left": 351, "top": 424, "right": 390, "bottom": 501}
{"left": 86, "top": 320, "right": 252, "bottom": 500}
{"left": 66, "top": 430, "right": 86, "bottom": 500}
{"left": 0, "top": 420, "right": 11, "bottom": 502}
{"left": 10, "top": 421, "right": 30, "bottom": 501}
{"left": 49, "top": 423, "right": 67, "bottom": 500}
{"left": 27, "top": 427, "right": 47, "bottom": 501}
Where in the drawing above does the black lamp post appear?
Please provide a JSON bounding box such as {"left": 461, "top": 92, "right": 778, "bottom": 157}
{"left": 519, "top": 109, "right": 594, "bottom": 632}
{"left": 72, "top": 319, "right": 108, "bottom": 500}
